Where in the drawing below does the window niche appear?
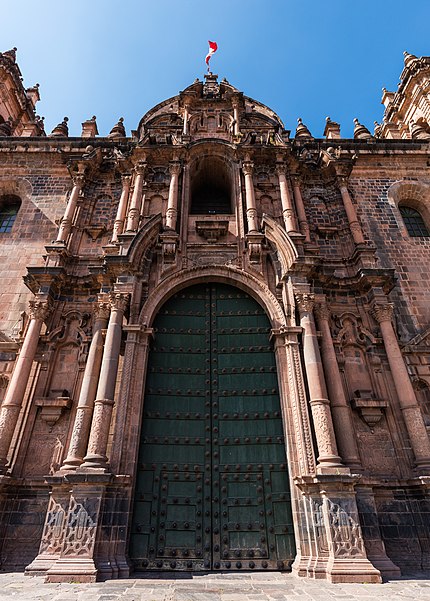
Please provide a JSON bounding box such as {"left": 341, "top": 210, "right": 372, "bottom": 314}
{"left": 0, "top": 194, "right": 21, "bottom": 233}
{"left": 190, "top": 156, "right": 232, "bottom": 215}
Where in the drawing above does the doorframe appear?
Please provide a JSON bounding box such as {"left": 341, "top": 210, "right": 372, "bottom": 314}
{"left": 113, "top": 266, "right": 315, "bottom": 573}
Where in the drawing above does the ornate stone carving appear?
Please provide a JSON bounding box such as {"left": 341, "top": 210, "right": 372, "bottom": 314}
{"left": 61, "top": 496, "right": 97, "bottom": 557}
{"left": 28, "top": 298, "right": 52, "bottom": 322}
{"left": 371, "top": 303, "right": 394, "bottom": 324}
{"left": 324, "top": 498, "right": 366, "bottom": 558}
{"left": 38, "top": 496, "right": 67, "bottom": 556}
{"left": 93, "top": 301, "right": 110, "bottom": 321}
{"left": 314, "top": 302, "right": 331, "bottom": 322}
{"left": 108, "top": 292, "right": 129, "bottom": 313}
{"left": 310, "top": 400, "right": 338, "bottom": 458}
{"left": 169, "top": 161, "right": 181, "bottom": 177}
{"left": 295, "top": 292, "right": 315, "bottom": 314}
{"left": 242, "top": 161, "right": 254, "bottom": 177}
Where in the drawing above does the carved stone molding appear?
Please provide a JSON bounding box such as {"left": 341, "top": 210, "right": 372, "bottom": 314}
{"left": 35, "top": 396, "right": 72, "bottom": 429}
{"left": 196, "top": 220, "right": 228, "bottom": 242}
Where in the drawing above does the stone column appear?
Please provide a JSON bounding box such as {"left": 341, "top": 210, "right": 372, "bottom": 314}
{"left": 242, "top": 160, "right": 259, "bottom": 232}
{"left": 59, "top": 300, "right": 110, "bottom": 472}
{"left": 125, "top": 163, "right": 146, "bottom": 233}
{"left": 165, "top": 161, "right": 181, "bottom": 230}
{"left": 232, "top": 97, "right": 240, "bottom": 136}
{"left": 182, "top": 103, "right": 190, "bottom": 135}
{"left": 111, "top": 175, "right": 131, "bottom": 243}
{"left": 0, "top": 297, "right": 52, "bottom": 473}
{"left": 276, "top": 163, "right": 298, "bottom": 233}
{"left": 55, "top": 174, "right": 84, "bottom": 244}
{"left": 295, "top": 293, "right": 346, "bottom": 472}
{"left": 291, "top": 175, "right": 311, "bottom": 243}
{"left": 371, "top": 302, "right": 430, "bottom": 471}
{"left": 337, "top": 175, "right": 365, "bottom": 245}
{"left": 314, "top": 301, "right": 362, "bottom": 471}
{"left": 79, "top": 292, "right": 129, "bottom": 471}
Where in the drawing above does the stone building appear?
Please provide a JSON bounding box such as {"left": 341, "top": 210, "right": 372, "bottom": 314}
{"left": 0, "top": 48, "right": 429, "bottom": 583}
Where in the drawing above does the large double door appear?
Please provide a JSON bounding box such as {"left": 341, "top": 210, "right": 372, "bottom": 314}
{"left": 130, "top": 284, "right": 295, "bottom": 571}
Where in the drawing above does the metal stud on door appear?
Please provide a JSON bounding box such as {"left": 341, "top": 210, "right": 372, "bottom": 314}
{"left": 130, "top": 284, "right": 295, "bottom": 571}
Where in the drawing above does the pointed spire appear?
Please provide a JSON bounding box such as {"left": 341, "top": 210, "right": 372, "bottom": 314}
{"left": 108, "top": 117, "right": 126, "bottom": 139}
{"left": 295, "top": 118, "right": 313, "bottom": 139}
{"left": 2, "top": 47, "right": 17, "bottom": 62}
{"left": 409, "top": 120, "right": 430, "bottom": 140}
{"left": 353, "top": 118, "right": 372, "bottom": 140}
{"left": 50, "top": 117, "right": 69, "bottom": 137}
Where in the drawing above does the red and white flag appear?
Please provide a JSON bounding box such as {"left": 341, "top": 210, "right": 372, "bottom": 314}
{"left": 205, "top": 40, "right": 218, "bottom": 71}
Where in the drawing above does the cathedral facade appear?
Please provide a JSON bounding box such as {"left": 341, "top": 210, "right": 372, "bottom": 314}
{"left": 0, "top": 48, "right": 429, "bottom": 583}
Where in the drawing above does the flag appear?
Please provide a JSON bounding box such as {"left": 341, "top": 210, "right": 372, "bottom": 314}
{"left": 205, "top": 40, "right": 218, "bottom": 71}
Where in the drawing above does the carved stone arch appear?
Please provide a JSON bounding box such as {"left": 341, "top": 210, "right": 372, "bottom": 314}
{"left": 139, "top": 265, "right": 287, "bottom": 329}
{"left": 106, "top": 213, "right": 163, "bottom": 274}
{"left": 0, "top": 176, "right": 33, "bottom": 199}
{"left": 261, "top": 214, "right": 298, "bottom": 278}
{"left": 188, "top": 142, "right": 238, "bottom": 215}
{"left": 387, "top": 179, "right": 430, "bottom": 235}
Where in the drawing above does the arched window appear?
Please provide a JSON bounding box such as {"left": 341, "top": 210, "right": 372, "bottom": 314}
{"left": 190, "top": 157, "right": 232, "bottom": 215}
{"left": 0, "top": 194, "right": 21, "bottom": 233}
{"left": 399, "top": 206, "right": 430, "bottom": 237}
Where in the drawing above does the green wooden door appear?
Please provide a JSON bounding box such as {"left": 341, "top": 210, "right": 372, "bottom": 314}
{"left": 130, "top": 284, "right": 295, "bottom": 572}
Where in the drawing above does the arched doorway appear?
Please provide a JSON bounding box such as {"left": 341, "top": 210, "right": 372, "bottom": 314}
{"left": 130, "top": 283, "right": 295, "bottom": 571}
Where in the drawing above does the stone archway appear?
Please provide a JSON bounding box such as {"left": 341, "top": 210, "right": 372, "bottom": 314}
{"left": 129, "top": 282, "right": 296, "bottom": 572}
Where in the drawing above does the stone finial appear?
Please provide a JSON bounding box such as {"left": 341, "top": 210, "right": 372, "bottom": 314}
{"left": 403, "top": 50, "right": 417, "bottom": 67}
{"left": 353, "top": 118, "right": 372, "bottom": 140}
{"left": 108, "top": 117, "right": 126, "bottom": 139}
{"left": 50, "top": 117, "right": 69, "bottom": 137}
{"left": 373, "top": 121, "right": 382, "bottom": 137}
{"left": 0, "top": 117, "right": 12, "bottom": 137}
{"left": 295, "top": 118, "right": 313, "bottom": 139}
{"left": 2, "top": 47, "right": 17, "bottom": 62}
{"left": 81, "top": 115, "right": 98, "bottom": 138}
{"left": 409, "top": 120, "right": 430, "bottom": 140}
{"left": 324, "top": 116, "right": 341, "bottom": 139}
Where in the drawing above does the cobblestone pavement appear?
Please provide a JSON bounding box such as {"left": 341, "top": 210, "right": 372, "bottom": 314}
{"left": 0, "top": 572, "right": 429, "bottom": 601}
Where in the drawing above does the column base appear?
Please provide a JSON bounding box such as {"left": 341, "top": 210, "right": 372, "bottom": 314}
{"left": 26, "top": 554, "right": 60, "bottom": 576}
{"left": 45, "top": 558, "right": 97, "bottom": 583}
{"left": 325, "top": 557, "right": 381, "bottom": 584}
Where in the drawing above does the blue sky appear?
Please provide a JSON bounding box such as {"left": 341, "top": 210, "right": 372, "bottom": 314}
{"left": 2, "top": 0, "right": 430, "bottom": 138}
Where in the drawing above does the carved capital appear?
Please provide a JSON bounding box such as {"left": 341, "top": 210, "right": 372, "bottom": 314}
{"left": 371, "top": 303, "right": 394, "bottom": 324}
{"left": 169, "top": 161, "right": 181, "bottom": 177}
{"left": 295, "top": 293, "right": 315, "bottom": 313}
{"left": 275, "top": 162, "right": 286, "bottom": 178}
{"left": 28, "top": 298, "right": 52, "bottom": 322}
{"left": 71, "top": 174, "right": 85, "bottom": 188}
{"left": 93, "top": 301, "right": 110, "bottom": 321}
{"left": 109, "top": 292, "right": 129, "bottom": 313}
{"left": 242, "top": 161, "right": 254, "bottom": 177}
{"left": 134, "top": 162, "right": 146, "bottom": 176}
{"left": 337, "top": 175, "right": 349, "bottom": 189}
{"left": 314, "top": 302, "right": 331, "bottom": 322}
{"left": 121, "top": 174, "right": 132, "bottom": 187}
